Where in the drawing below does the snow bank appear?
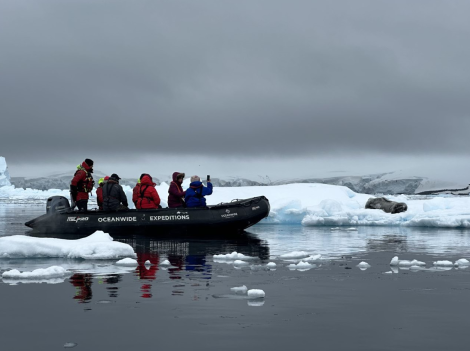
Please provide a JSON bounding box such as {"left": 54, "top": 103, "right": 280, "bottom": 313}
{"left": 3, "top": 180, "right": 470, "bottom": 228}
{"left": 0, "top": 231, "right": 136, "bottom": 259}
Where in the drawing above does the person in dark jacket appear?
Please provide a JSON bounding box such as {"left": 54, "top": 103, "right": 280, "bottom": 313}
{"left": 103, "top": 173, "right": 128, "bottom": 211}
{"left": 96, "top": 176, "right": 109, "bottom": 210}
{"left": 168, "top": 172, "right": 186, "bottom": 208}
{"left": 185, "top": 175, "right": 213, "bottom": 208}
{"left": 70, "top": 158, "right": 94, "bottom": 211}
{"left": 136, "top": 174, "right": 161, "bottom": 209}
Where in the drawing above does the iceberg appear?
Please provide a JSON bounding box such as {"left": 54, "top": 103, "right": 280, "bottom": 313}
{"left": 0, "top": 157, "right": 11, "bottom": 187}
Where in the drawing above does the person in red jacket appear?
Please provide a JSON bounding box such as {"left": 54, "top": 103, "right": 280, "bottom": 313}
{"left": 96, "top": 176, "right": 109, "bottom": 210}
{"left": 168, "top": 172, "right": 186, "bottom": 208}
{"left": 70, "top": 159, "right": 94, "bottom": 211}
{"left": 135, "top": 174, "right": 161, "bottom": 209}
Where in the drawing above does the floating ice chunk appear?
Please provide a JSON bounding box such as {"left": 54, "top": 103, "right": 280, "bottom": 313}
{"left": 288, "top": 261, "right": 314, "bottom": 270}
{"left": 398, "top": 260, "right": 412, "bottom": 267}
{"left": 357, "top": 262, "right": 371, "bottom": 268}
{"left": 247, "top": 289, "right": 265, "bottom": 298}
{"left": 279, "top": 251, "right": 309, "bottom": 259}
{"left": 233, "top": 260, "right": 249, "bottom": 266}
{"left": 455, "top": 258, "right": 470, "bottom": 266}
{"left": 160, "top": 259, "right": 171, "bottom": 266}
{"left": 390, "top": 256, "right": 399, "bottom": 266}
{"left": 115, "top": 258, "right": 138, "bottom": 266}
{"left": 433, "top": 260, "right": 453, "bottom": 267}
{"left": 230, "top": 285, "right": 248, "bottom": 293}
{"left": 302, "top": 254, "right": 322, "bottom": 262}
{"left": 383, "top": 271, "right": 393, "bottom": 274}
{"left": 144, "top": 260, "right": 151, "bottom": 265}
{"left": 64, "top": 342, "right": 78, "bottom": 348}
{"left": 266, "top": 262, "right": 277, "bottom": 268}
{"left": 213, "top": 251, "right": 255, "bottom": 260}
{"left": 0, "top": 231, "right": 136, "bottom": 259}
{"left": 410, "top": 260, "right": 426, "bottom": 266}
{"left": 2, "top": 266, "right": 70, "bottom": 279}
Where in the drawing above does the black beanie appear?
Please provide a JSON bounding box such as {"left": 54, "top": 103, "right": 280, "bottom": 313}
{"left": 85, "top": 158, "right": 94, "bottom": 167}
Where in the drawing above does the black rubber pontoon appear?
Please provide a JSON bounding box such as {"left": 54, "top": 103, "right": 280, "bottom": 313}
{"left": 25, "top": 196, "right": 270, "bottom": 235}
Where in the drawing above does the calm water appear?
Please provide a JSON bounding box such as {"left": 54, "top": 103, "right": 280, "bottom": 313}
{"left": 2, "top": 204, "right": 470, "bottom": 350}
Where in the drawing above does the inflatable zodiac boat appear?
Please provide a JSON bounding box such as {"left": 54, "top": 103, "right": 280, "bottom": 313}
{"left": 25, "top": 195, "right": 270, "bottom": 235}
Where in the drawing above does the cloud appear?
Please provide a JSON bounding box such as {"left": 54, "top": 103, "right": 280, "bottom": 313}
{"left": 1, "top": 0, "right": 470, "bottom": 167}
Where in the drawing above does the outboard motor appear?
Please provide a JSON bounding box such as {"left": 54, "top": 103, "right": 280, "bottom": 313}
{"left": 46, "top": 196, "right": 71, "bottom": 214}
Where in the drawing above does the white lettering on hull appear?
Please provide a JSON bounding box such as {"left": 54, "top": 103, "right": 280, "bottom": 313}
{"left": 98, "top": 217, "right": 137, "bottom": 223}
{"left": 150, "top": 215, "right": 190, "bottom": 221}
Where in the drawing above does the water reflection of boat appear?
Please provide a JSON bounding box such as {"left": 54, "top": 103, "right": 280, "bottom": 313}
{"left": 25, "top": 196, "right": 270, "bottom": 235}
{"left": 61, "top": 232, "right": 270, "bottom": 302}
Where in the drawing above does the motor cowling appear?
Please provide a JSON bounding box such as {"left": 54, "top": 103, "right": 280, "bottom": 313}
{"left": 46, "top": 196, "right": 71, "bottom": 214}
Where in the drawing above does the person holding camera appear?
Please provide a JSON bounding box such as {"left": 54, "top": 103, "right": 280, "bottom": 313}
{"left": 185, "top": 175, "right": 213, "bottom": 208}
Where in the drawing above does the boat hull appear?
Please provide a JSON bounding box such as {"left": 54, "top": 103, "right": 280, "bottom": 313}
{"left": 25, "top": 196, "right": 270, "bottom": 235}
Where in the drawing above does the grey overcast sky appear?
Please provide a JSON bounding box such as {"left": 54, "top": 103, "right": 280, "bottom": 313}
{"left": 1, "top": 0, "right": 470, "bottom": 180}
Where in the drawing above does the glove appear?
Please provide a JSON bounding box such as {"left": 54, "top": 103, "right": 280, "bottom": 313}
{"left": 70, "top": 185, "right": 78, "bottom": 201}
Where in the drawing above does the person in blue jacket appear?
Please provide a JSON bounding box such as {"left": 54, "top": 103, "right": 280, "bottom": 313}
{"left": 185, "top": 175, "right": 213, "bottom": 208}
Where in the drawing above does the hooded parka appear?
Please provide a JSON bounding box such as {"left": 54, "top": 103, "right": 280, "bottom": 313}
{"left": 136, "top": 174, "right": 161, "bottom": 209}
{"left": 168, "top": 172, "right": 186, "bottom": 208}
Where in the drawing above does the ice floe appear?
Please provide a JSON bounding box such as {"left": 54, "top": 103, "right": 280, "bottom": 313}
{"left": 160, "top": 259, "right": 171, "bottom": 266}
{"left": 357, "top": 261, "right": 371, "bottom": 269}
{"left": 266, "top": 262, "right": 277, "bottom": 268}
{"left": 115, "top": 258, "right": 138, "bottom": 266}
{"left": 433, "top": 260, "right": 454, "bottom": 267}
{"left": 1, "top": 265, "right": 71, "bottom": 285}
{"left": 288, "top": 261, "right": 314, "bottom": 271}
{"left": 301, "top": 254, "right": 322, "bottom": 262}
{"left": 454, "top": 258, "right": 470, "bottom": 266}
{"left": 279, "top": 251, "right": 309, "bottom": 259}
{"left": 233, "top": 260, "right": 249, "bottom": 266}
{"left": 0, "top": 231, "right": 136, "bottom": 259}
{"left": 230, "top": 285, "right": 248, "bottom": 293}
{"left": 2, "top": 266, "right": 70, "bottom": 279}
{"left": 247, "top": 289, "right": 265, "bottom": 298}
{"left": 213, "top": 251, "right": 255, "bottom": 261}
